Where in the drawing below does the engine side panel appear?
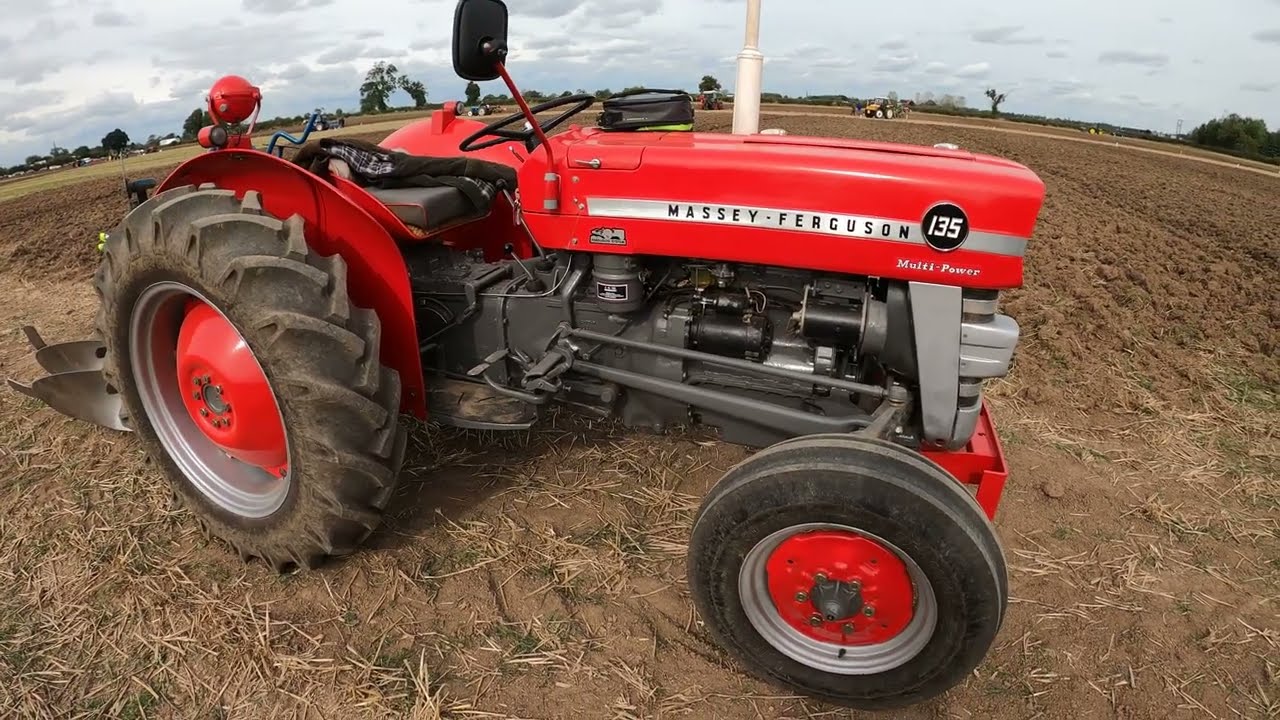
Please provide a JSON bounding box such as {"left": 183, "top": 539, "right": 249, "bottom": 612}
{"left": 516, "top": 127, "right": 1045, "bottom": 290}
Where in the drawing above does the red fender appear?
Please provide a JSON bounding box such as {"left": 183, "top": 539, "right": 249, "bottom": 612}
{"left": 157, "top": 150, "right": 427, "bottom": 418}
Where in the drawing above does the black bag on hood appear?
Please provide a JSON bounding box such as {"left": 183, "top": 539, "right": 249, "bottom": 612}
{"left": 596, "top": 88, "right": 695, "bottom": 131}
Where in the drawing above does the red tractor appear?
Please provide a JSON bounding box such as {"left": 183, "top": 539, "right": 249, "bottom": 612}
{"left": 8, "top": 0, "right": 1043, "bottom": 711}
{"left": 699, "top": 90, "right": 725, "bottom": 110}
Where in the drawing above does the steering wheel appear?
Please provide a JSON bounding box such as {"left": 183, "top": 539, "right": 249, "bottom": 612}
{"left": 459, "top": 94, "right": 596, "bottom": 152}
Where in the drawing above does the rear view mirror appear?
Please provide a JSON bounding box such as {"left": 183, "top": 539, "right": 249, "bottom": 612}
{"left": 453, "top": 0, "right": 509, "bottom": 81}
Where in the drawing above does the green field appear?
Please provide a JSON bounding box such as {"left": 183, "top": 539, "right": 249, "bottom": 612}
{"left": 0, "top": 119, "right": 414, "bottom": 202}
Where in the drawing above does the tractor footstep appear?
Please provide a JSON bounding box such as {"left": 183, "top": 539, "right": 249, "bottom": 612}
{"left": 428, "top": 378, "right": 537, "bottom": 430}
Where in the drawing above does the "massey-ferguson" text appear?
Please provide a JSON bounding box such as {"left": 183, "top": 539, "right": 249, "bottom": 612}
{"left": 667, "top": 203, "right": 912, "bottom": 240}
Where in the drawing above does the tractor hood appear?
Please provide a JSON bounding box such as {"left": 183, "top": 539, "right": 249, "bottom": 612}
{"left": 553, "top": 126, "right": 1045, "bottom": 242}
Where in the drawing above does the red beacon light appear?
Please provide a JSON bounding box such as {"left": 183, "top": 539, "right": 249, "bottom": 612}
{"left": 208, "top": 75, "right": 261, "bottom": 125}
{"left": 198, "top": 75, "right": 262, "bottom": 150}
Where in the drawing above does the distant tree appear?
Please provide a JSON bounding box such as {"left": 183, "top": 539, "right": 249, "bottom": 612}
{"left": 985, "top": 88, "right": 1007, "bottom": 114}
{"left": 559, "top": 90, "right": 573, "bottom": 97}
{"left": 594, "top": 88, "right": 613, "bottom": 99}
{"left": 1189, "top": 114, "right": 1272, "bottom": 156}
{"left": 622, "top": 86, "right": 646, "bottom": 94}
{"left": 699, "top": 75, "right": 721, "bottom": 92}
{"left": 465, "top": 81, "right": 481, "bottom": 105}
{"left": 401, "top": 79, "right": 428, "bottom": 108}
{"left": 25, "top": 154, "right": 45, "bottom": 166}
{"left": 73, "top": 145, "right": 91, "bottom": 159}
{"left": 359, "top": 61, "right": 401, "bottom": 113}
{"left": 1265, "top": 130, "right": 1280, "bottom": 158}
{"left": 102, "top": 128, "right": 130, "bottom": 154}
{"left": 182, "top": 108, "right": 211, "bottom": 140}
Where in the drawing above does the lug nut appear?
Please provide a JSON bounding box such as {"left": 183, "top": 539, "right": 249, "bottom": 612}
{"left": 199, "top": 408, "right": 209, "bottom": 417}
{"left": 863, "top": 606, "right": 875, "bottom": 617}
{"left": 193, "top": 378, "right": 202, "bottom": 386}
{"left": 814, "top": 573, "right": 827, "bottom": 583}
{"left": 794, "top": 591, "right": 807, "bottom": 602}
{"left": 808, "top": 614, "right": 822, "bottom": 627}
{"left": 850, "top": 580, "right": 861, "bottom": 591}
{"left": 842, "top": 622, "right": 854, "bottom": 633}
{"left": 193, "top": 391, "right": 201, "bottom": 400}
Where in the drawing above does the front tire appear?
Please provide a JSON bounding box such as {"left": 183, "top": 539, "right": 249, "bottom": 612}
{"left": 687, "top": 435, "right": 1007, "bottom": 710}
{"left": 94, "top": 185, "right": 406, "bottom": 571}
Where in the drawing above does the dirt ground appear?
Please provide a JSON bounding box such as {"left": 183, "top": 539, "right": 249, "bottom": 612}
{"left": 0, "top": 113, "right": 1276, "bottom": 720}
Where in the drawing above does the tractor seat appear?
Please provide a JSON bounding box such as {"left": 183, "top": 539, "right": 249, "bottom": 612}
{"left": 365, "top": 186, "right": 477, "bottom": 231}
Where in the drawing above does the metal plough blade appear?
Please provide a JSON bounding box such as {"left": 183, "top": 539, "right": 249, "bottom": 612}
{"left": 6, "top": 325, "right": 131, "bottom": 432}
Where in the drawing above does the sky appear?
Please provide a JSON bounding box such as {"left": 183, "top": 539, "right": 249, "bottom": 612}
{"left": 2, "top": 0, "right": 1280, "bottom": 166}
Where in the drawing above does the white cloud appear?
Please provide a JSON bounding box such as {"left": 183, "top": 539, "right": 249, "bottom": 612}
{"left": 1098, "top": 49, "right": 1170, "bottom": 67}
{"left": 971, "top": 25, "right": 1043, "bottom": 45}
{"left": 955, "top": 62, "right": 991, "bottom": 78}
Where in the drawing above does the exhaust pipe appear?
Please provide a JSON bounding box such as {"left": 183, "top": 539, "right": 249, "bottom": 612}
{"left": 6, "top": 326, "right": 131, "bottom": 432}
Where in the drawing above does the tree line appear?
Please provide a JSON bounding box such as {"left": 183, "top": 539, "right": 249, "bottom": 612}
{"left": 1187, "top": 114, "right": 1280, "bottom": 161}
{"left": 8, "top": 66, "right": 1277, "bottom": 177}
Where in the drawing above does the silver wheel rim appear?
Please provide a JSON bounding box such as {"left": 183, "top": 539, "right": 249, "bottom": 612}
{"left": 738, "top": 522, "right": 938, "bottom": 675}
{"left": 129, "top": 281, "right": 291, "bottom": 518}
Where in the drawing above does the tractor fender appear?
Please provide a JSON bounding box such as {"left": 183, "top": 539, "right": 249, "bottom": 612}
{"left": 156, "top": 149, "right": 426, "bottom": 417}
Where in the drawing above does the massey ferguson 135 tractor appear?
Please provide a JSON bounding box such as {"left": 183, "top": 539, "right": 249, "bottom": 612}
{"left": 8, "top": 0, "right": 1044, "bottom": 710}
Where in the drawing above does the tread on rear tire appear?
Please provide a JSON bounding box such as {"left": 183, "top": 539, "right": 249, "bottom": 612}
{"left": 94, "top": 184, "right": 406, "bottom": 572}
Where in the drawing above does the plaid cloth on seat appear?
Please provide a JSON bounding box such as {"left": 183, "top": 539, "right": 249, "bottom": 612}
{"left": 293, "top": 137, "right": 518, "bottom": 217}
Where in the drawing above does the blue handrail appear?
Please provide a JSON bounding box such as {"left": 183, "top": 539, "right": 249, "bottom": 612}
{"left": 266, "top": 112, "right": 320, "bottom": 157}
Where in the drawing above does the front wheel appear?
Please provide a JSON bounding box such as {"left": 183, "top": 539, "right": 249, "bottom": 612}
{"left": 687, "top": 435, "right": 1007, "bottom": 710}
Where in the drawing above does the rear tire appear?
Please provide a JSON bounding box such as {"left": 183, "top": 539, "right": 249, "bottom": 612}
{"left": 94, "top": 184, "right": 406, "bottom": 572}
{"left": 687, "top": 435, "right": 1007, "bottom": 710}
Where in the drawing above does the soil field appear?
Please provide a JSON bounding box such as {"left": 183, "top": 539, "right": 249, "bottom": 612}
{"left": 0, "top": 115, "right": 1276, "bottom": 720}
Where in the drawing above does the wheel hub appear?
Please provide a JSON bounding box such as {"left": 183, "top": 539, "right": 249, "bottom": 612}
{"left": 808, "top": 574, "right": 865, "bottom": 623}
{"left": 765, "top": 530, "right": 915, "bottom": 645}
{"left": 176, "top": 300, "right": 288, "bottom": 476}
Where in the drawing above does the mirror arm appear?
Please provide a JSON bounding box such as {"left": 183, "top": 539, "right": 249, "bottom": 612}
{"left": 492, "top": 60, "right": 556, "bottom": 168}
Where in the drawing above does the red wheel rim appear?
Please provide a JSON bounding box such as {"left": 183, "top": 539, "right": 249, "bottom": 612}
{"left": 175, "top": 298, "right": 288, "bottom": 476}
{"left": 764, "top": 529, "right": 916, "bottom": 645}
{"left": 129, "top": 281, "right": 293, "bottom": 519}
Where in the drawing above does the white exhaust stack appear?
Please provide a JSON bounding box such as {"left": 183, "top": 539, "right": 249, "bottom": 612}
{"left": 731, "top": 0, "right": 763, "bottom": 135}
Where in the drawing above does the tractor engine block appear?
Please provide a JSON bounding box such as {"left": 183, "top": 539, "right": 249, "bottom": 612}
{"left": 404, "top": 246, "right": 1017, "bottom": 450}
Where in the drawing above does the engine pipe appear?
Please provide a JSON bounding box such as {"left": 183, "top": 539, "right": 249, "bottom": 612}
{"left": 563, "top": 326, "right": 888, "bottom": 400}
{"left": 574, "top": 361, "right": 872, "bottom": 436}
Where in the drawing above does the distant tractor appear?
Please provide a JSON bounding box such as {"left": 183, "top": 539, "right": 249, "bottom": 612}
{"left": 314, "top": 114, "right": 346, "bottom": 131}
{"left": 858, "top": 97, "right": 903, "bottom": 119}
{"left": 469, "top": 103, "right": 496, "bottom": 116}
{"left": 699, "top": 91, "right": 725, "bottom": 110}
